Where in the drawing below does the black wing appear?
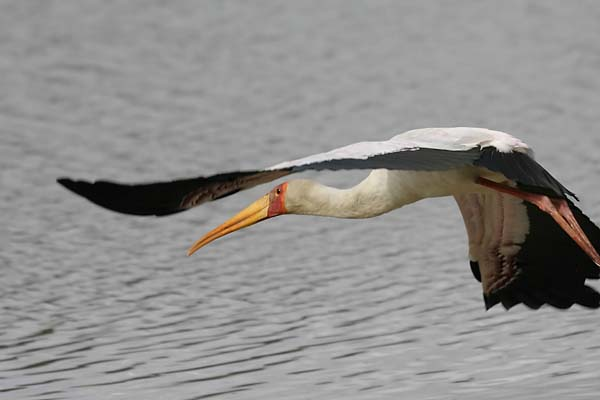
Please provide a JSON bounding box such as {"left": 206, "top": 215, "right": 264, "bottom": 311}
{"left": 57, "top": 170, "right": 291, "bottom": 216}
{"left": 57, "top": 148, "right": 483, "bottom": 216}
{"left": 464, "top": 148, "right": 600, "bottom": 309}
{"left": 456, "top": 147, "right": 599, "bottom": 310}
{"left": 57, "top": 145, "right": 577, "bottom": 217}
{"left": 474, "top": 147, "right": 576, "bottom": 199}
{"left": 486, "top": 201, "right": 599, "bottom": 310}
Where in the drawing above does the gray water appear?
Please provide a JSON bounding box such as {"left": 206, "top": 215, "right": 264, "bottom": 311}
{"left": 2, "top": 1, "right": 600, "bottom": 399}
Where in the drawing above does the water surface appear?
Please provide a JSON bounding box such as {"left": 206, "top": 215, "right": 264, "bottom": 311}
{"left": 2, "top": 1, "right": 600, "bottom": 399}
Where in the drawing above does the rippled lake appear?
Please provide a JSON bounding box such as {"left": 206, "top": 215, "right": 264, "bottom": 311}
{"left": 2, "top": 1, "right": 600, "bottom": 399}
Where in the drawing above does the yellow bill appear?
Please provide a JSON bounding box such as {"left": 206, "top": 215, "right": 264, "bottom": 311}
{"left": 187, "top": 194, "right": 271, "bottom": 255}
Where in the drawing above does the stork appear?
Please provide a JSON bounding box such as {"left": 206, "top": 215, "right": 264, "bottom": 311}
{"left": 58, "top": 127, "right": 600, "bottom": 310}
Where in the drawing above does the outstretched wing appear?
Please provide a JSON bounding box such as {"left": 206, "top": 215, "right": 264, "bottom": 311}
{"left": 57, "top": 147, "right": 483, "bottom": 216}
{"left": 57, "top": 127, "right": 573, "bottom": 216}
{"left": 57, "top": 170, "right": 291, "bottom": 216}
{"left": 455, "top": 192, "right": 600, "bottom": 310}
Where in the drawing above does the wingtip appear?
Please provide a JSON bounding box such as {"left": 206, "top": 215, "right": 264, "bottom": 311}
{"left": 57, "top": 177, "right": 76, "bottom": 188}
{"left": 57, "top": 177, "right": 89, "bottom": 194}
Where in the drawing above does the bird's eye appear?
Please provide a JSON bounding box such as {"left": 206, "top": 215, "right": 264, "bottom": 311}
{"left": 276, "top": 188, "right": 281, "bottom": 195}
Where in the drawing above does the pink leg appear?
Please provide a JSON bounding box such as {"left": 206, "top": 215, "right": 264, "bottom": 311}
{"left": 476, "top": 177, "right": 600, "bottom": 266}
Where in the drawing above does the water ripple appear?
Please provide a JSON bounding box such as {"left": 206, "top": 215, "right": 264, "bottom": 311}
{"left": 3, "top": 1, "right": 600, "bottom": 399}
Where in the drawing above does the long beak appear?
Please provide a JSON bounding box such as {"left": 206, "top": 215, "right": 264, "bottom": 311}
{"left": 187, "top": 194, "right": 271, "bottom": 255}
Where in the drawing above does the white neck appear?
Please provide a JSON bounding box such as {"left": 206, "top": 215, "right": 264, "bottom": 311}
{"left": 285, "top": 170, "right": 420, "bottom": 219}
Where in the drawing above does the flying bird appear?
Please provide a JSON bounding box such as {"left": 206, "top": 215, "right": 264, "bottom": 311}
{"left": 58, "top": 127, "right": 600, "bottom": 310}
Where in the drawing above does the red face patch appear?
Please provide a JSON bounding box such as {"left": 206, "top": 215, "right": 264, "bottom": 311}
{"left": 267, "top": 182, "right": 288, "bottom": 217}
